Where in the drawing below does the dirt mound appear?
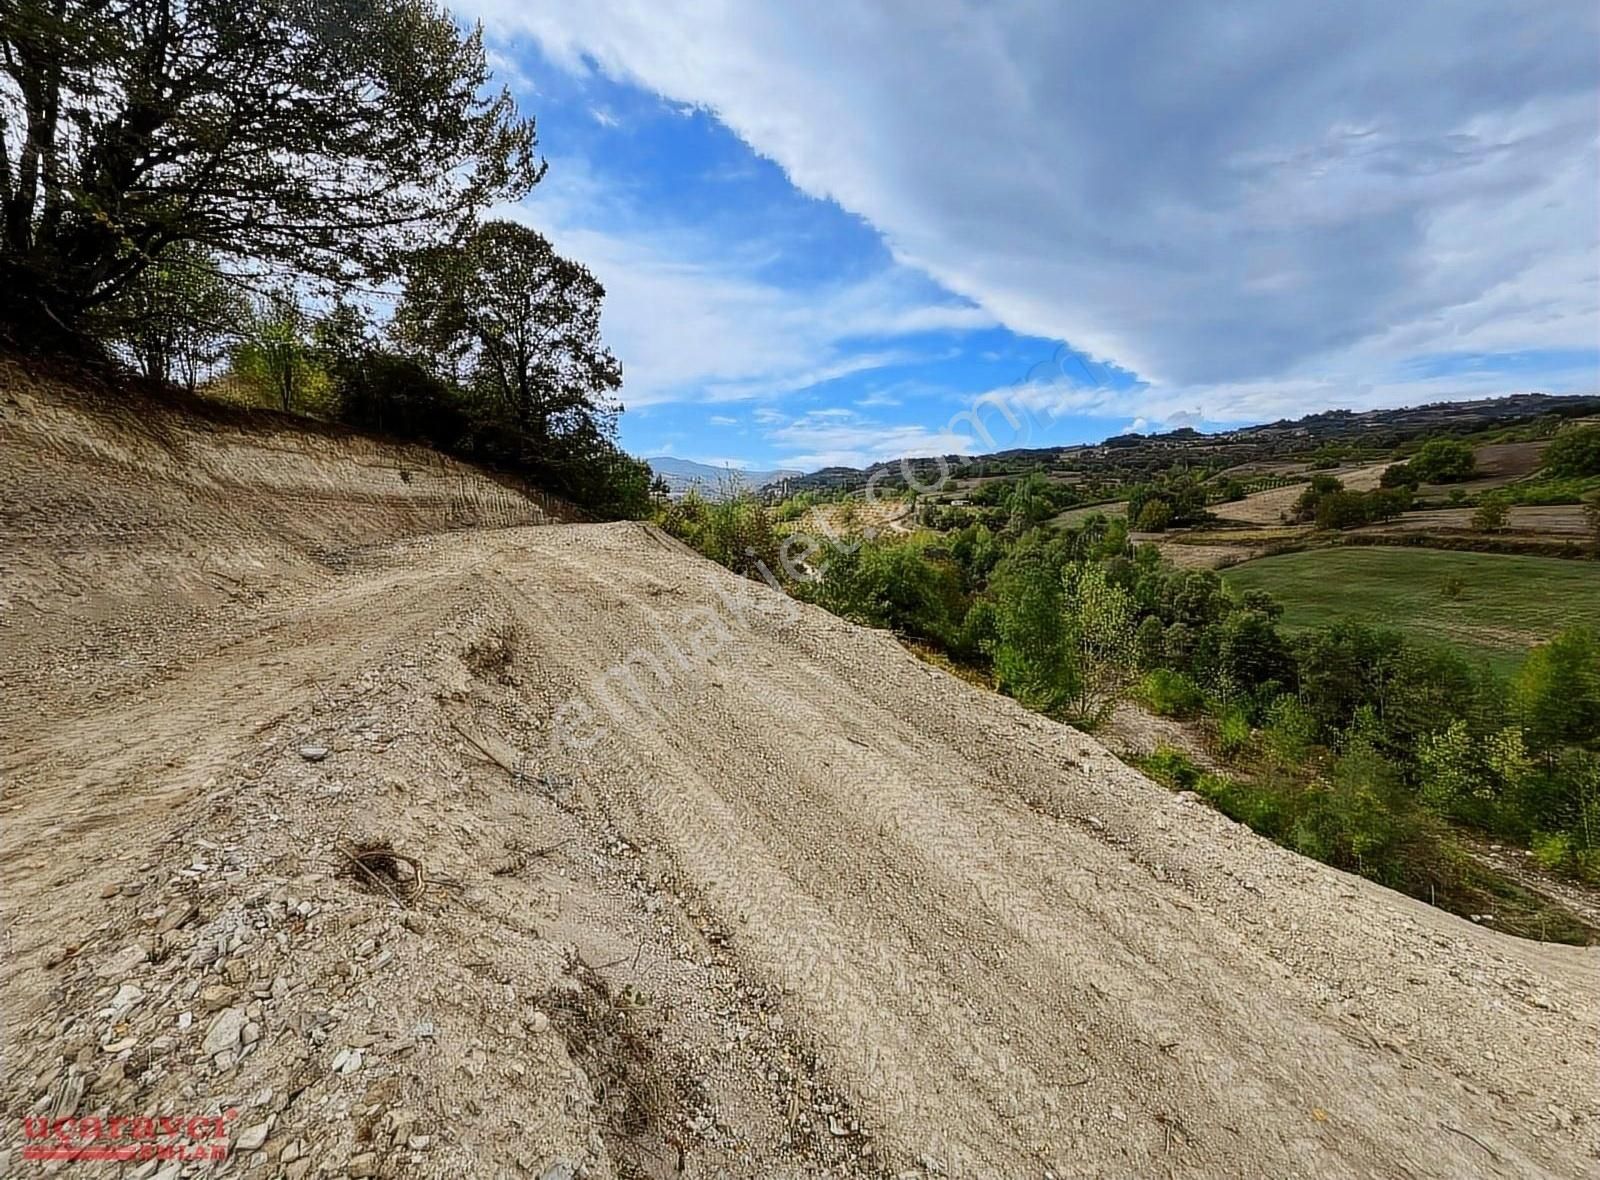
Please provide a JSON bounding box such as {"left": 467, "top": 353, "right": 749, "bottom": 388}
{"left": 2, "top": 373, "right": 1596, "bottom": 1178}
{"left": 0, "top": 358, "right": 571, "bottom": 663}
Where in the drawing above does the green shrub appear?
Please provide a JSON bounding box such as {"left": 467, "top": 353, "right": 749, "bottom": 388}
{"left": 1138, "top": 669, "right": 1204, "bottom": 718}
{"left": 1408, "top": 438, "right": 1477, "bottom": 483}
{"left": 1215, "top": 704, "right": 1253, "bottom": 759}
{"left": 1530, "top": 831, "right": 1600, "bottom": 884}
{"left": 1262, "top": 695, "right": 1320, "bottom": 766}
{"left": 1141, "top": 746, "right": 1201, "bottom": 789}
{"left": 1472, "top": 495, "right": 1509, "bottom": 533}
{"left": 656, "top": 492, "right": 784, "bottom": 580}
{"left": 1543, "top": 426, "right": 1600, "bottom": 479}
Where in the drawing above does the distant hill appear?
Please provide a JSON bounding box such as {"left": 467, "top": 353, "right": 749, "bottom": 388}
{"left": 785, "top": 391, "right": 1600, "bottom": 492}
{"left": 645, "top": 456, "right": 802, "bottom": 499}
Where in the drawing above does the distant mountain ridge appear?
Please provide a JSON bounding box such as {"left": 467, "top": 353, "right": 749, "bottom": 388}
{"left": 783, "top": 391, "right": 1600, "bottom": 492}
{"left": 645, "top": 456, "right": 802, "bottom": 499}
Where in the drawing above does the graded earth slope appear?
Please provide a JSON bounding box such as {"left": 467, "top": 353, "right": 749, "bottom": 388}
{"left": 2, "top": 370, "right": 1596, "bottom": 1179}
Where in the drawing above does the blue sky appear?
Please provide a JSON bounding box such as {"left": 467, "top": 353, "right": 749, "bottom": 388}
{"left": 459, "top": 2, "right": 1599, "bottom": 472}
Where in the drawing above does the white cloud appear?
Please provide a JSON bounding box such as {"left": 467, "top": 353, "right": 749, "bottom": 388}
{"left": 502, "top": 160, "right": 989, "bottom": 408}
{"left": 855, "top": 391, "right": 902, "bottom": 409}
{"left": 463, "top": 0, "right": 1599, "bottom": 403}
{"left": 767, "top": 410, "right": 983, "bottom": 470}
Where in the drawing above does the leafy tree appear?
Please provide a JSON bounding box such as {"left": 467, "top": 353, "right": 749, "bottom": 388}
{"left": 1543, "top": 426, "right": 1600, "bottom": 478}
{"left": 1, "top": 0, "right": 539, "bottom": 336}
{"left": 398, "top": 219, "right": 619, "bottom": 432}
{"left": 1472, "top": 495, "right": 1509, "bottom": 533}
{"left": 395, "top": 219, "right": 645, "bottom": 507}
{"left": 323, "top": 318, "right": 468, "bottom": 449}
{"left": 1134, "top": 498, "right": 1172, "bottom": 532}
{"left": 1127, "top": 474, "right": 1208, "bottom": 531}
{"left": 1375, "top": 644, "right": 1493, "bottom": 757}
{"left": 1134, "top": 614, "right": 1166, "bottom": 670}
{"left": 1291, "top": 474, "right": 1342, "bottom": 522}
{"left": 794, "top": 535, "right": 966, "bottom": 646}
{"left": 984, "top": 533, "right": 1077, "bottom": 714}
{"left": 1137, "top": 668, "right": 1204, "bottom": 717}
{"left": 1262, "top": 695, "right": 1320, "bottom": 767}
{"left": 96, "top": 245, "right": 243, "bottom": 388}
{"left": 1379, "top": 462, "right": 1417, "bottom": 489}
{"left": 1238, "top": 588, "right": 1282, "bottom": 620}
{"left": 948, "top": 522, "right": 1002, "bottom": 590}
{"left": 1315, "top": 490, "right": 1371, "bottom": 530}
{"left": 1406, "top": 438, "right": 1476, "bottom": 483}
{"left": 231, "top": 288, "right": 324, "bottom": 413}
{"left": 656, "top": 492, "right": 783, "bottom": 581}
{"left": 1514, "top": 628, "right": 1600, "bottom": 759}
{"left": 1062, "top": 562, "right": 1136, "bottom": 725}
{"left": 1162, "top": 569, "right": 1229, "bottom": 629}
{"left": 1213, "top": 609, "right": 1291, "bottom": 696}
{"left": 1292, "top": 623, "right": 1404, "bottom": 737}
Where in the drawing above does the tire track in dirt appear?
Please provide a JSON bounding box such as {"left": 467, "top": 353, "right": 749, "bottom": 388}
{"left": 449, "top": 524, "right": 1598, "bottom": 1178}
{"left": 3, "top": 493, "right": 1597, "bottom": 1177}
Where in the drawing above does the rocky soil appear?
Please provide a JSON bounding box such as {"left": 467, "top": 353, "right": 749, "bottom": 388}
{"left": 2, "top": 367, "right": 1597, "bottom": 1179}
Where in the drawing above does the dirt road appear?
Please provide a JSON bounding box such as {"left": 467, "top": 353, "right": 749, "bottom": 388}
{"left": 2, "top": 372, "right": 1597, "bottom": 1178}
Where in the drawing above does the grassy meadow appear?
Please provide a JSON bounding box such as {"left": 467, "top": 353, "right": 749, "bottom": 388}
{"left": 1224, "top": 548, "right": 1600, "bottom": 670}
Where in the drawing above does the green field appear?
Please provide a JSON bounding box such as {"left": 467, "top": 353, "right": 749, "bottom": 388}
{"left": 1223, "top": 548, "right": 1600, "bottom": 671}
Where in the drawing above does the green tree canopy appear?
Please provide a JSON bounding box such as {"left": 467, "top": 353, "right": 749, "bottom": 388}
{"left": 95, "top": 243, "right": 243, "bottom": 388}
{"left": 1406, "top": 438, "right": 1477, "bottom": 483}
{"left": 1543, "top": 426, "right": 1600, "bottom": 478}
{"left": 1, "top": 0, "right": 540, "bottom": 335}
{"left": 396, "top": 220, "right": 621, "bottom": 444}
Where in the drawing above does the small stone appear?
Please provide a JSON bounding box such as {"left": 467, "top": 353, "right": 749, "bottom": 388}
{"left": 157, "top": 902, "right": 199, "bottom": 934}
{"left": 100, "top": 883, "right": 121, "bottom": 899}
{"left": 530, "top": 1011, "right": 549, "bottom": 1034}
{"left": 242, "top": 1022, "right": 262, "bottom": 1045}
{"left": 348, "top": 1152, "right": 378, "bottom": 1177}
{"left": 299, "top": 745, "right": 330, "bottom": 762}
{"left": 235, "top": 1122, "right": 270, "bottom": 1152}
{"left": 407, "top": 1135, "right": 431, "bottom": 1150}
{"left": 96, "top": 945, "right": 148, "bottom": 978}
{"left": 202, "top": 1007, "right": 247, "bottom": 1056}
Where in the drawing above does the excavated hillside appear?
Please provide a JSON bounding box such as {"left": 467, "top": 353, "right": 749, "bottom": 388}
{"left": 1, "top": 362, "right": 1596, "bottom": 1180}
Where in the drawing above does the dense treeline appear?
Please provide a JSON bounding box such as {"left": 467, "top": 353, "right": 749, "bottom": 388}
{"left": 661, "top": 493, "right": 1600, "bottom": 917}
{"left": 1, "top": 0, "right": 650, "bottom": 516}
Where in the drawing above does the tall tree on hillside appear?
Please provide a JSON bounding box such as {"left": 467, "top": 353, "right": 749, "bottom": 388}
{"left": 232, "top": 287, "right": 320, "bottom": 413}
{"left": 96, "top": 243, "right": 244, "bottom": 388}
{"left": 0, "top": 0, "right": 541, "bottom": 337}
{"left": 395, "top": 219, "right": 623, "bottom": 446}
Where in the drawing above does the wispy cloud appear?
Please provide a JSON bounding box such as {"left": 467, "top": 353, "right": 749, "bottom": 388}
{"left": 504, "top": 159, "right": 990, "bottom": 409}
{"left": 467, "top": 0, "right": 1598, "bottom": 406}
